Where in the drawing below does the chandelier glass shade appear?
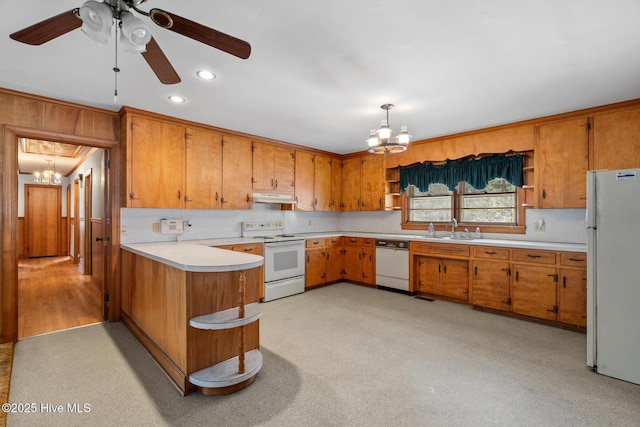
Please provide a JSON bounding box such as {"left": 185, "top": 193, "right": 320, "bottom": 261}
{"left": 33, "top": 159, "right": 62, "bottom": 186}
{"left": 367, "top": 104, "right": 411, "bottom": 155}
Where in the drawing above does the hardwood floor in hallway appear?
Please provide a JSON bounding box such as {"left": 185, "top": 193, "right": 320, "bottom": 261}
{"left": 18, "top": 256, "right": 103, "bottom": 339}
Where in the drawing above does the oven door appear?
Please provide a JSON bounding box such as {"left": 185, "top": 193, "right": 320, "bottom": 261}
{"left": 264, "top": 240, "right": 305, "bottom": 282}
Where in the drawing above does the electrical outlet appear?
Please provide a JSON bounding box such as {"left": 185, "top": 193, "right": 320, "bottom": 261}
{"left": 533, "top": 218, "right": 545, "bottom": 232}
{"left": 121, "top": 226, "right": 127, "bottom": 235}
{"left": 152, "top": 222, "right": 160, "bottom": 233}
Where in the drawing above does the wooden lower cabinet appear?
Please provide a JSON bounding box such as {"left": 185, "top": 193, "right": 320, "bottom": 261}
{"left": 217, "top": 243, "right": 264, "bottom": 300}
{"left": 471, "top": 259, "right": 511, "bottom": 311}
{"left": 558, "top": 267, "right": 587, "bottom": 326}
{"left": 342, "top": 237, "right": 375, "bottom": 285}
{"left": 121, "top": 250, "right": 261, "bottom": 395}
{"left": 305, "top": 237, "right": 344, "bottom": 288}
{"left": 512, "top": 264, "right": 558, "bottom": 321}
{"left": 412, "top": 242, "right": 587, "bottom": 330}
{"left": 416, "top": 256, "right": 469, "bottom": 301}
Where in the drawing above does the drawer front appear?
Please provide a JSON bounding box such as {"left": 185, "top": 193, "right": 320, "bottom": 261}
{"left": 326, "top": 236, "right": 342, "bottom": 247}
{"left": 472, "top": 246, "right": 510, "bottom": 260}
{"left": 233, "top": 243, "right": 264, "bottom": 255}
{"left": 306, "top": 238, "right": 325, "bottom": 248}
{"left": 344, "top": 236, "right": 363, "bottom": 246}
{"left": 362, "top": 238, "right": 375, "bottom": 248}
{"left": 559, "top": 252, "right": 587, "bottom": 268}
{"left": 411, "top": 242, "right": 470, "bottom": 257}
{"left": 512, "top": 248, "right": 556, "bottom": 264}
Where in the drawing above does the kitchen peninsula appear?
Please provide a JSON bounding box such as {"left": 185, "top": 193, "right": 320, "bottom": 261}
{"left": 120, "top": 241, "right": 264, "bottom": 395}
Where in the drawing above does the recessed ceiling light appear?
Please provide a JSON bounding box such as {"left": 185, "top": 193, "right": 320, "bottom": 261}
{"left": 168, "top": 95, "right": 185, "bottom": 103}
{"left": 197, "top": 70, "right": 216, "bottom": 80}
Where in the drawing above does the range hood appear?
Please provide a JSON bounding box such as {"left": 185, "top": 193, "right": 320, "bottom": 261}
{"left": 252, "top": 192, "right": 297, "bottom": 204}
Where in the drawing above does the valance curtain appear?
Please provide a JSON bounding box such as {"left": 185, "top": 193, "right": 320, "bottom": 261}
{"left": 399, "top": 154, "right": 524, "bottom": 193}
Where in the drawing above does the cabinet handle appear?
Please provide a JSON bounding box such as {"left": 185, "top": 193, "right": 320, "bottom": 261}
{"left": 562, "top": 277, "right": 567, "bottom": 288}
{"left": 527, "top": 254, "right": 541, "bottom": 259}
{"left": 215, "top": 192, "right": 219, "bottom": 201}
{"left": 547, "top": 273, "right": 558, "bottom": 282}
{"left": 271, "top": 179, "right": 274, "bottom": 188}
{"left": 542, "top": 189, "right": 547, "bottom": 199}
{"left": 443, "top": 265, "right": 447, "bottom": 274}
{"left": 95, "top": 237, "right": 103, "bottom": 242}
{"left": 569, "top": 257, "right": 584, "bottom": 262}
{"left": 178, "top": 190, "right": 181, "bottom": 200}
{"left": 484, "top": 251, "right": 496, "bottom": 255}
{"left": 246, "top": 194, "right": 250, "bottom": 202}
{"left": 128, "top": 193, "right": 139, "bottom": 201}
{"left": 275, "top": 179, "right": 278, "bottom": 188}
{"left": 306, "top": 254, "right": 309, "bottom": 263}
{"left": 474, "top": 266, "right": 478, "bottom": 276}
{"left": 243, "top": 248, "right": 253, "bottom": 252}
{"left": 501, "top": 268, "right": 511, "bottom": 276}
{"left": 313, "top": 240, "right": 320, "bottom": 244}
{"left": 515, "top": 271, "right": 519, "bottom": 281}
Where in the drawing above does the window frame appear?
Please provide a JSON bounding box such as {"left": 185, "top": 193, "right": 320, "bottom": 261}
{"left": 401, "top": 184, "right": 526, "bottom": 235}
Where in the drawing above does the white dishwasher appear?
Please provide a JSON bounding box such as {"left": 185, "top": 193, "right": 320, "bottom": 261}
{"left": 375, "top": 239, "right": 410, "bottom": 293}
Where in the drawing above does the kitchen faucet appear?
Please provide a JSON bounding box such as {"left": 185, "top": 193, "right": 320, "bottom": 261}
{"left": 451, "top": 218, "right": 457, "bottom": 236}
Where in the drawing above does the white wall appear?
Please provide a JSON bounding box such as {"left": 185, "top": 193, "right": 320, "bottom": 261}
{"left": 120, "top": 205, "right": 586, "bottom": 245}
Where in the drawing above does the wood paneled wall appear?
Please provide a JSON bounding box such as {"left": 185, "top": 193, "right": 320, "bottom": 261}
{"left": 0, "top": 88, "right": 120, "bottom": 343}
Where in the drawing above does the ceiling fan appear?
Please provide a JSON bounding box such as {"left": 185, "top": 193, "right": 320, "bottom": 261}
{"left": 9, "top": 0, "right": 251, "bottom": 85}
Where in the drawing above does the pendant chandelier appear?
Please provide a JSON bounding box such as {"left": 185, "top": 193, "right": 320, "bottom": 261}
{"left": 366, "top": 104, "right": 411, "bottom": 155}
{"left": 33, "top": 159, "right": 62, "bottom": 186}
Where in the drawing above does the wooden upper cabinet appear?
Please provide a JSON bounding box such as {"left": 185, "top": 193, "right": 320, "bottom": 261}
{"left": 128, "top": 115, "right": 185, "bottom": 208}
{"left": 360, "top": 154, "right": 385, "bottom": 211}
{"left": 341, "top": 157, "right": 362, "bottom": 211}
{"left": 185, "top": 128, "right": 223, "bottom": 209}
{"left": 331, "top": 158, "right": 343, "bottom": 211}
{"left": 314, "top": 154, "right": 333, "bottom": 211}
{"left": 536, "top": 117, "right": 589, "bottom": 208}
{"left": 294, "top": 150, "right": 315, "bottom": 211}
{"left": 592, "top": 107, "right": 640, "bottom": 170}
{"left": 252, "top": 142, "right": 294, "bottom": 194}
{"left": 221, "top": 134, "right": 253, "bottom": 209}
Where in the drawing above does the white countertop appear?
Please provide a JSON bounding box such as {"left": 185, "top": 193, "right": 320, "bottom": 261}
{"left": 295, "top": 232, "right": 587, "bottom": 252}
{"left": 121, "top": 240, "right": 264, "bottom": 273}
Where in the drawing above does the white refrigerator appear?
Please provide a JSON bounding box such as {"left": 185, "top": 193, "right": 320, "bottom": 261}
{"left": 586, "top": 168, "right": 640, "bottom": 385}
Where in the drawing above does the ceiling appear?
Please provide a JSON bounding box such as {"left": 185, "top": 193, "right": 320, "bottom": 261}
{"left": 3, "top": 0, "right": 640, "bottom": 158}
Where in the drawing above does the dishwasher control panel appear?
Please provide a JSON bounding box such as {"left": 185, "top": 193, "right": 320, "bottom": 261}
{"left": 375, "top": 239, "right": 409, "bottom": 249}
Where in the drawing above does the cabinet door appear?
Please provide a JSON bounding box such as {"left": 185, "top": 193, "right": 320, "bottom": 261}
{"left": 251, "top": 141, "right": 275, "bottom": 192}
{"left": 471, "top": 260, "right": 511, "bottom": 310}
{"left": 537, "top": 117, "right": 589, "bottom": 208}
{"left": 331, "top": 157, "right": 343, "bottom": 211}
{"left": 306, "top": 248, "right": 326, "bottom": 288}
{"left": 360, "top": 155, "right": 385, "bottom": 211}
{"left": 294, "top": 151, "right": 315, "bottom": 211}
{"left": 558, "top": 268, "right": 587, "bottom": 327}
{"left": 185, "top": 128, "right": 222, "bottom": 209}
{"left": 342, "top": 245, "right": 362, "bottom": 282}
{"left": 221, "top": 135, "right": 253, "bottom": 209}
{"left": 314, "top": 154, "right": 333, "bottom": 211}
{"left": 129, "top": 116, "right": 185, "bottom": 208}
{"left": 512, "top": 264, "right": 557, "bottom": 321}
{"left": 592, "top": 108, "right": 640, "bottom": 170}
{"left": 341, "top": 157, "right": 361, "bottom": 211}
{"left": 273, "top": 146, "right": 295, "bottom": 194}
{"left": 325, "top": 245, "right": 344, "bottom": 283}
{"left": 416, "top": 256, "right": 441, "bottom": 295}
{"left": 441, "top": 259, "right": 469, "bottom": 301}
{"left": 361, "top": 247, "right": 374, "bottom": 284}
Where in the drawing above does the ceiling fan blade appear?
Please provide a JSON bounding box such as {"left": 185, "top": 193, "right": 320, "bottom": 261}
{"left": 141, "top": 37, "right": 181, "bottom": 85}
{"left": 10, "top": 9, "right": 81, "bottom": 45}
{"left": 150, "top": 9, "right": 251, "bottom": 59}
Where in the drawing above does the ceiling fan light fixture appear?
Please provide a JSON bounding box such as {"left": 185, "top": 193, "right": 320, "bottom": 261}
{"left": 79, "top": 0, "right": 113, "bottom": 45}
{"left": 120, "top": 11, "right": 151, "bottom": 52}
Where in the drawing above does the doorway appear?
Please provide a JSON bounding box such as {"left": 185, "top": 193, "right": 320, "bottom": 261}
{"left": 18, "top": 145, "right": 109, "bottom": 339}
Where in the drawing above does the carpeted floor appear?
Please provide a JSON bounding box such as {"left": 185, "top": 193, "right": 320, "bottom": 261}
{"left": 7, "top": 283, "right": 640, "bottom": 426}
